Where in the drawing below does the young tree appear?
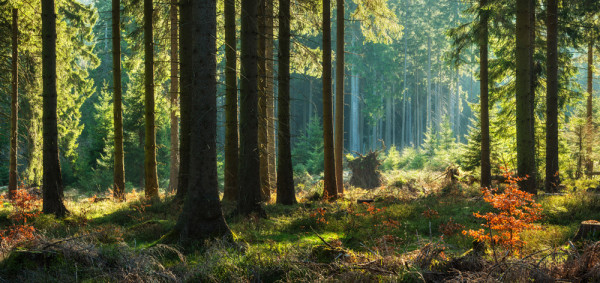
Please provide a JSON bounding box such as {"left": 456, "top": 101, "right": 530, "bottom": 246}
{"left": 144, "top": 0, "right": 159, "bottom": 198}
{"left": 322, "top": 0, "right": 337, "bottom": 200}
{"left": 112, "top": 0, "right": 126, "bottom": 201}
{"left": 545, "top": 0, "right": 559, "bottom": 192}
{"left": 276, "top": 0, "right": 297, "bottom": 205}
{"left": 479, "top": 0, "right": 491, "bottom": 188}
{"left": 172, "top": 0, "right": 231, "bottom": 243}
{"left": 42, "top": 0, "right": 68, "bottom": 217}
{"left": 168, "top": 0, "right": 179, "bottom": 193}
{"left": 223, "top": 0, "right": 238, "bottom": 201}
{"left": 515, "top": 0, "right": 536, "bottom": 193}
{"left": 334, "top": 0, "right": 345, "bottom": 195}
{"left": 9, "top": 8, "right": 18, "bottom": 200}
{"left": 238, "top": 0, "right": 264, "bottom": 216}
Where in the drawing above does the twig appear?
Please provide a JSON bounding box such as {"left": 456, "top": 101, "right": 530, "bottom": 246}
{"left": 310, "top": 226, "right": 334, "bottom": 249}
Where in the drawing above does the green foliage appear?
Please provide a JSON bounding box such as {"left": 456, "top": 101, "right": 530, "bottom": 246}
{"left": 292, "top": 118, "right": 324, "bottom": 175}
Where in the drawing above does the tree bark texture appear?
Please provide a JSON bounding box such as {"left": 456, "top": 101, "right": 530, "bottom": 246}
{"left": 322, "top": 0, "right": 337, "bottom": 200}
{"left": 334, "top": 0, "right": 345, "bottom": 195}
{"left": 9, "top": 8, "right": 18, "bottom": 200}
{"left": 42, "top": 0, "right": 68, "bottom": 217}
{"left": 545, "top": 0, "right": 559, "bottom": 192}
{"left": 112, "top": 0, "right": 126, "bottom": 201}
{"left": 586, "top": 41, "right": 594, "bottom": 174}
{"left": 168, "top": 0, "right": 179, "bottom": 193}
{"left": 479, "top": 0, "right": 491, "bottom": 188}
{"left": 144, "top": 0, "right": 159, "bottom": 198}
{"left": 176, "top": 0, "right": 192, "bottom": 201}
{"left": 258, "top": 0, "right": 271, "bottom": 201}
{"left": 276, "top": 0, "right": 297, "bottom": 205}
{"left": 223, "top": 0, "right": 238, "bottom": 201}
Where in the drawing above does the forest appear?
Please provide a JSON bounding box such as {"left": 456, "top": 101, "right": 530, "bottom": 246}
{"left": 0, "top": 0, "right": 600, "bottom": 281}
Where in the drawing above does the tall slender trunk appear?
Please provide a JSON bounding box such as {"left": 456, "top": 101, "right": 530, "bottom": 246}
{"left": 322, "top": 0, "right": 337, "bottom": 200}
{"left": 426, "top": 36, "right": 432, "bottom": 131}
{"left": 144, "top": 0, "right": 159, "bottom": 198}
{"left": 258, "top": 0, "right": 271, "bottom": 201}
{"left": 42, "top": 0, "right": 67, "bottom": 217}
{"left": 350, "top": 71, "right": 359, "bottom": 152}
{"left": 516, "top": 0, "right": 536, "bottom": 193}
{"left": 238, "top": 0, "right": 264, "bottom": 216}
{"left": 112, "top": 0, "right": 126, "bottom": 201}
{"left": 266, "top": 0, "right": 276, "bottom": 198}
{"left": 168, "top": 0, "right": 179, "bottom": 194}
{"left": 334, "top": 0, "right": 345, "bottom": 194}
{"left": 586, "top": 41, "right": 594, "bottom": 173}
{"left": 480, "top": 0, "right": 491, "bottom": 188}
{"left": 223, "top": 0, "right": 238, "bottom": 201}
{"left": 9, "top": 8, "right": 18, "bottom": 200}
{"left": 276, "top": 0, "right": 296, "bottom": 205}
{"left": 545, "top": 0, "right": 559, "bottom": 192}
{"left": 176, "top": 0, "right": 192, "bottom": 200}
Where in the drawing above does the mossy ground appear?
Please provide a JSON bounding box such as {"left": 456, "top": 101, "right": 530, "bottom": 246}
{"left": 0, "top": 170, "right": 599, "bottom": 282}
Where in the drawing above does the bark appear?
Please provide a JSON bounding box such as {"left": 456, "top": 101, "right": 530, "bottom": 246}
{"left": 426, "top": 36, "right": 432, "bottom": 130}
{"left": 176, "top": 0, "right": 192, "bottom": 201}
{"left": 223, "top": 0, "right": 238, "bottom": 201}
{"left": 168, "top": 0, "right": 179, "bottom": 193}
{"left": 276, "top": 0, "right": 296, "bottom": 205}
{"left": 144, "top": 0, "right": 159, "bottom": 198}
{"left": 586, "top": 41, "right": 594, "bottom": 174}
{"left": 322, "top": 0, "right": 337, "bottom": 200}
{"left": 266, "top": 0, "right": 276, "bottom": 198}
{"left": 258, "top": 0, "right": 271, "bottom": 201}
{"left": 113, "top": 0, "right": 126, "bottom": 201}
{"left": 516, "top": 0, "right": 536, "bottom": 193}
{"left": 334, "top": 0, "right": 345, "bottom": 195}
{"left": 173, "top": 0, "right": 232, "bottom": 243}
{"left": 238, "top": 0, "right": 264, "bottom": 216}
{"left": 545, "top": 0, "right": 559, "bottom": 192}
{"left": 480, "top": 0, "right": 491, "bottom": 188}
{"left": 42, "top": 0, "right": 67, "bottom": 217}
{"left": 9, "top": 8, "right": 18, "bottom": 200}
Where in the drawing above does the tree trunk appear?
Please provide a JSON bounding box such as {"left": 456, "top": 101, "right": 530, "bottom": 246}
{"left": 176, "top": 0, "right": 192, "bottom": 201}
{"left": 173, "top": 0, "right": 232, "bottom": 243}
{"left": 223, "top": 0, "right": 238, "bottom": 201}
{"left": 42, "top": 0, "right": 67, "bottom": 217}
{"left": 426, "top": 36, "right": 432, "bottom": 131}
{"left": 238, "top": 0, "right": 264, "bottom": 216}
{"left": 545, "top": 0, "right": 559, "bottom": 192}
{"left": 168, "top": 0, "right": 179, "bottom": 194}
{"left": 9, "top": 8, "right": 18, "bottom": 200}
{"left": 516, "top": 0, "right": 536, "bottom": 194}
{"left": 144, "top": 0, "right": 159, "bottom": 198}
{"left": 350, "top": 70, "right": 359, "bottom": 152}
{"left": 276, "top": 0, "right": 296, "bottom": 205}
{"left": 480, "top": 0, "right": 491, "bottom": 188}
{"left": 334, "top": 0, "right": 345, "bottom": 195}
{"left": 322, "top": 0, "right": 337, "bottom": 200}
{"left": 258, "top": 0, "right": 270, "bottom": 201}
{"left": 266, "top": 0, "right": 276, "bottom": 199}
{"left": 586, "top": 41, "right": 594, "bottom": 174}
{"left": 113, "top": 0, "right": 126, "bottom": 201}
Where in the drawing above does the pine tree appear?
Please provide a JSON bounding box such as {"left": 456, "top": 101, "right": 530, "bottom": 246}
{"left": 144, "top": 0, "right": 159, "bottom": 198}
{"left": 322, "top": 0, "right": 337, "bottom": 200}
{"left": 112, "top": 0, "right": 126, "bottom": 201}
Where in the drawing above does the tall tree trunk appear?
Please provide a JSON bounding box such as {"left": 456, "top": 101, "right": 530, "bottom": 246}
{"left": 144, "top": 0, "right": 159, "bottom": 198}
{"left": 479, "top": 0, "right": 491, "bottom": 188}
{"left": 516, "top": 0, "right": 536, "bottom": 193}
{"left": 258, "top": 0, "right": 271, "bottom": 201}
{"left": 276, "top": 0, "right": 296, "bottom": 205}
{"left": 176, "top": 0, "right": 192, "bottom": 201}
{"left": 322, "top": 0, "right": 337, "bottom": 199}
{"left": 223, "top": 0, "right": 238, "bottom": 201}
{"left": 9, "top": 8, "right": 18, "bottom": 200}
{"left": 266, "top": 0, "right": 276, "bottom": 198}
{"left": 350, "top": 71, "right": 359, "bottom": 152}
{"left": 238, "top": 0, "right": 264, "bottom": 216}
{"left": 545, "top": 0, "right": 559, "bottom": 192}
{"left": 112, "top": 0, "right": 126, "bottom": 201}
{"left": 42, "top": 0, "right": 67, "bottom": 217}
{"left": 426, "top": 36, "right": 432, "bottom": 131}
{"left": 334, "top": 0, "right": 345, "bottom": 194}
{"left": 168, "top": 0, "right": 179, "bottom": 193}
{"left": 586, "top": 41, "right": 594, "bottom": 174}
{"left": 173, "top": 0, "right": 232, "bottom": 243}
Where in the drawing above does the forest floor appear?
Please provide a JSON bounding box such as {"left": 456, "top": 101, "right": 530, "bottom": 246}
{"left": 1, "top": 170, "right": 600, "bottom": 282}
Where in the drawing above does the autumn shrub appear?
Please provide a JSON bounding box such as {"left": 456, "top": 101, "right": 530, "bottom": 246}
{"left": 463, "top": 169, "right": 543, "bottom": 258}
{"left": 0, "top": 186, "right": 41, "bottom": 250}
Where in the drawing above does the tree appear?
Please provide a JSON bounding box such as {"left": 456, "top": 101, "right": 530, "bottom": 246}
{"left": 238, "top": 0, "right": 264, "bottom": 216}
{"left": 112, "top": 0, "right": 126, "bottom": 201}
{"left": 223, "top": 0, "right": 238, "bottom": 202}
{"left": 168, "top": 0, "right": 179, "bottom": 193}
{"left": 171, "top": 0, "right": 231, "bottom": 243}
{"left": 144, "top": 0, "right": 159, "bottom": 198}
{"left": 322, "top": 0, "right": 337, "bottom": 200}
{"left": 334, "top": 0, "right": 345, "bottom": 195}
{"left": 9, "top": 8, "right": 18, "bottom": 200}
{"left": 42, "top": 0, "right": 68, "bottom": 217}
{"left": 585, "top": 40, "right": 594, "bottom": 174}
{"left": 545, "top": 0, "right": 559, "bottom": 192}
{"left": 176, "top": 0, "right": 191, "bottom": 201}
{"left": 479, "top": 0, "right": 491, "bottom": 188}
{"left": 258, "top": 0, "right": 273, "bottom": 201}
{"left": 515, "top": 0, "right": 536, "bottom": 193}
{"left": 276, "top": 0, "right": 297, "bottom": 205}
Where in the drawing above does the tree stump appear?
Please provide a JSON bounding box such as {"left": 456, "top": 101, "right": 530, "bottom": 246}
{"left": 348, "top": 150, "right": 382, "bottom": 189}
{"left": 573, "top": 220, "right": 600, "bottom": 241}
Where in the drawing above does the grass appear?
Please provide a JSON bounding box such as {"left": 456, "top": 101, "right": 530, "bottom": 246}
{"left": 0, "top": 170, "right": 599, "bottom": 281}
